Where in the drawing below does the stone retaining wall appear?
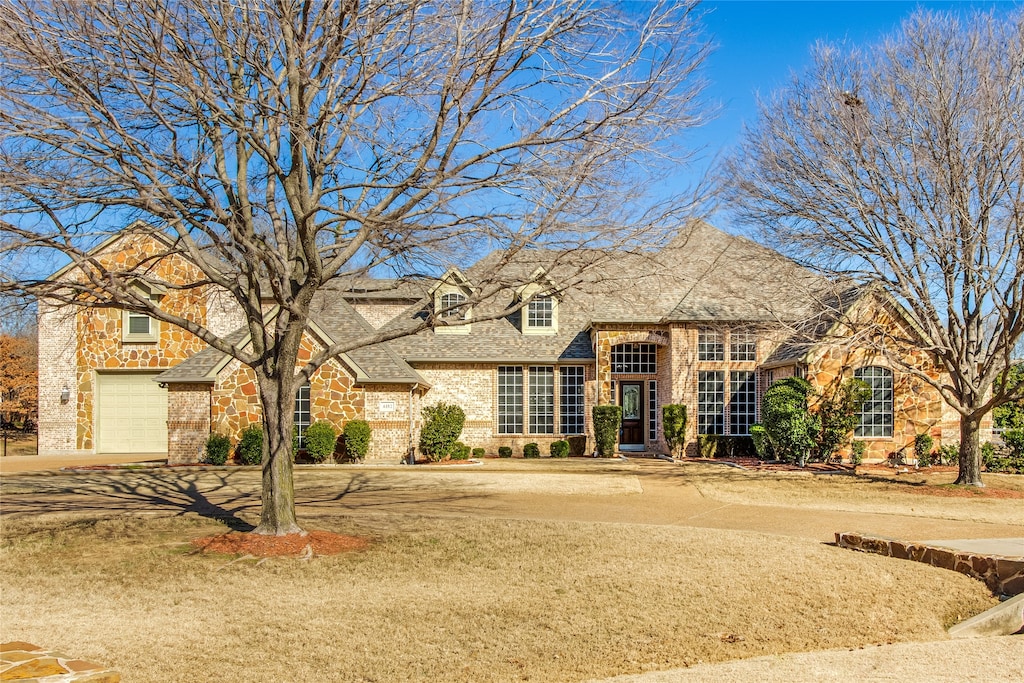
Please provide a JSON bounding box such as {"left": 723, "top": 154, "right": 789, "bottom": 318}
{"left": 836, "top": 532, "right": 1024, "bottom": 596}
{"left": 1, "top": 642, "right": 119, "bottom": 682}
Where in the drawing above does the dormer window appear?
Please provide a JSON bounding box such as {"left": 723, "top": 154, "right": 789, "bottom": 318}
{"left": 527, "top": 296, "right": 553, "bottom": 329}
{"left": 439, "top": 292, "right": 467, "bottom": 320}
{"left": 517, "top": 268, "right": 559, "bottom": 335}
{"left": 430, "top": 267, "right": 474, "bottom": 335}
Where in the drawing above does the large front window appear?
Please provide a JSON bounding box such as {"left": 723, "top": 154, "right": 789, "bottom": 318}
{"left": 854, "top": 366, "right": 893, "bottom": 437}
{"left": 730, "top": 331, "right": 757, "bottom": 362}
{"left": 294, "top": 382, "right": 311, "bottom": 448}
{"left": 497, "top": 366, "right": 523, "bottom": 434}
{"left": 528, "top": 366, "right": 554, "bottom": 434}
{"left": 729, "top": 371, "right": 756, "bottom": 436}
{"left": 559, "top": 366, "right": 585, "bottom": 434}
{"left": 611, "top": 343, "right": 657, "bottom": 374}
{"left": 697, "top": 371, "right": 725, "bottom": 435}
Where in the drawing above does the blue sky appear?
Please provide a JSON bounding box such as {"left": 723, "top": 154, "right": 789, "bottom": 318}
{"left": 688, "top": 0, "right": 1019, "bottom": 219}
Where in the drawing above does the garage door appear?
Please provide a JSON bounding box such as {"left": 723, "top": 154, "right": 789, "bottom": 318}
{"left": 96, "top": 372, "right": 168, "bottom": 453}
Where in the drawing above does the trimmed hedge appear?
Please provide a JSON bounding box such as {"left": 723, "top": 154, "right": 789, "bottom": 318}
{"left": 550, "top": 440, "right": 570, "bottom": 458}
{"left": 304, "top": 421, "right": 337, "bottom": 463}
{"left": 523, "top": 442, "right": 540, "bottom": 458}
{"left": 498, "top": 446, "right": 513, "bottom": 458}
{"left": 452, "top": 441, "right": 471, "bottom": 460}
{"left": 593, "top": 405, "right": 622, "bottom": 457}
{"left": 662, "top": 404, "right": 688, "bottom": 458}
{"left": 419, "top": 402, "right": 466, "bottom": 462}
{"left": 237, "top": 425, "right": 263, "bottom": 465}
{"left": 850, "top": 440, "right": 866, "bottom": 465}
{"left": 343, "top": 419, "right": 372, "bottom": 462}
{"left": 914, "top": 433, "right": 934, "bottom": 467}
{"left": 205, "top": 433, "right": 231, "bottom": 465}
{"left": 697, "top": 433, "right": 719, "bottom": 458}
{"left": 472, "top": 447, "right": 486, "bottom": 458}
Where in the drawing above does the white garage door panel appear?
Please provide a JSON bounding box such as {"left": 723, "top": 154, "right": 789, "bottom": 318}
{"left": 97, "top": 373, "right": 168, "bottom": 453}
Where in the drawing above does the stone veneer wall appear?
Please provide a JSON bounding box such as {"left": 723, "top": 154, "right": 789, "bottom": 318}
{"left": 37, "top": 303, "right": 81, "bottom": 454}
{"left": 167, "top": 383, "right": 212, "bottom": 464}
{"left": 836, "top": 532, "right": 1024, "bottom": 596}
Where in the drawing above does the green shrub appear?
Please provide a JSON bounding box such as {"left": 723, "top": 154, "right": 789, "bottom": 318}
{"left": 850, "top": 440, "right": 866, "bottom": 466}
{"left": 717, "top": 435, "right": 756, "bottom": 458}
{"left": 472, "top": 447, "right": 486, "bottom": 458}
{"left": 990, "top": 430, "right": 1024, "bottom": 473}
{"left": 761, "top": 377, "right": 818, "bottom": 466}
{"left": 303, "top": 421, "right": 337, "bottom": 463}
{"left": 751, "top": 424, "right": 772, "bottom": 460}
{"left": 813, "top": 379, "right": 870, "bottom": 462}
{"left": 237, "top": 424, "right": 264, "bottom": 465}
{"left": 523, "top": 442, "right": 540, "bottom": 458}
{"left": 205, "top": 433, "right": 231, "bottom": 465}
{"left": 937, "top": 443, "right": 959, "bottom": 466}
{"left": 592, "top": 405, "right": 622, "bottom": 457}
{"left": 498, "top": 446, "right": 513, "bottom": 458}
{"left": 662, "top": 404, "right": 688, "bottom": 458}
{"left": 697, "top": 433, "right": 719, "bottom": 458}
{"left": 451, "top": 441, "right": 471, "bottom": 460}
{"left": 1003, "top": 429, "right": 1024, "bottom": 457}
{"left": 343, "top": 420, "right": 372, "bottom": 462}
{"left": 550, "top": 440, "right": 570, "bottom": 458}
{"left": 419, "top": 402, "right": 466, "bottom": 462}
{"left": 914, "top": 433, "right": 934, "bottom": 467}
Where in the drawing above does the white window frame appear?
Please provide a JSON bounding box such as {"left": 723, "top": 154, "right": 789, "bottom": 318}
{"left": 121, "top": 310, "right": 159, "bottom": 343}
{"left": 854, "top": 366, "right": 894, "bottom": 438}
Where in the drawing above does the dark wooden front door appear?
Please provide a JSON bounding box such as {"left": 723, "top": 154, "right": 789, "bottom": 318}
{"left": 619, "top": 381, "right": 644, "bottom": 450}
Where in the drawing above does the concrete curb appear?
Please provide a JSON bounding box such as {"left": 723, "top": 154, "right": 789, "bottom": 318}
{"left": 948, "top": 593, "right": 1024, "bottom": 638}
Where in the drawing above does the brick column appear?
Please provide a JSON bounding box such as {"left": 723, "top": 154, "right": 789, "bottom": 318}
{"left": 167, "top": 383, "right": 212, "bottom": 464}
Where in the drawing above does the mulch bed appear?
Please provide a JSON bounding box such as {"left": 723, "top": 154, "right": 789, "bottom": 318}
{"left": 191, "top": 530, "right": 370, "bottom": 557}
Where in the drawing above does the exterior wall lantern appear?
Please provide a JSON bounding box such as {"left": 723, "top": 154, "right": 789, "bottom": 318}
{"left": 60, "top": 386, "right": 70, "bottom": 404}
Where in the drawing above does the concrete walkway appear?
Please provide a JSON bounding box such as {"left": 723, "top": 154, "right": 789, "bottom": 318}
{"left": 922, "top": 538, "right": 1024, "bottom": 558}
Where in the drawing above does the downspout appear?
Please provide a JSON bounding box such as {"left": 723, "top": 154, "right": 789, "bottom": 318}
{"left": 407, "top": 384, "right": 417, "bottom": 465}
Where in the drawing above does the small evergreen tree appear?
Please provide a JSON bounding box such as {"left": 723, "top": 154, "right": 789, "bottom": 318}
{"left": 662, "top": 404, "right": 688, "bottom": 458}
{"left": 343, "top": 420, "right": 372, "bottom": 462}
{"left": 237, "top": 425, "right": 263, "bottom": 465}
{"left": 592, "top": 405, "right": 622, "bottom": 457}
{"left": 419, "top": 402, "right": 466, "bottom": 462}
{"left": 205, "top": 433, "right": 231, "bottom": 465}
{"left": 761, "top": 377, "right": 818, "bottom": 467}
{"left": 304, "top": 421, "right": 337, "bottom": 463}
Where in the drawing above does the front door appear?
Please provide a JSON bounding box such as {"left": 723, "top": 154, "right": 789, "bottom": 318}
{"left": 619, "top": 381, "right": 644, "bottom": 451}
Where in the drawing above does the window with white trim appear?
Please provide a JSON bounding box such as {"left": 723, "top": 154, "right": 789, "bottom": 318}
{"left": 559, "top": 366, "right": 585, "bottom": 435}
{"left": 730, "top": 330, "right": 757, "bottom": 362}
{"left": 439, "top": 292, "right": 467, "bottom": 319}
{"left": 497, "top": 366, "right": 523, "bottom": 434}
{"left": 698, "top": 328, "right": 724, "bottom": 361}
{"left": 526, "top": 296, "right": 553, "bottom": 329}
{"left": 729, "top": 371, "right": 756, "bottom": 436}
{"left": 611, "top": 343, "right": 656, "bottom": 374}
{"left": 528, "top": 366, "right": 554, "bottom": 434}
{"left": 294, "top": 382, "right": 311, "bottom": 448}
{"left": 698, "top": 371, "right": 725, "bottom": 435}
{"left": 854, "top": 366, "right": 893, "bottom": 437}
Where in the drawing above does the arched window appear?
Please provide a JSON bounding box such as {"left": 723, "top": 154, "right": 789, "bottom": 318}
{"left": 439, "top": 292, "right": 467, "bottom": 319}
{"left": 854, "top": 366, "right": 893, "bottom": 438}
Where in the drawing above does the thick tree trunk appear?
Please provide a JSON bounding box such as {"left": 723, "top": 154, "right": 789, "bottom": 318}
{"left": 253, "top": 374, "right": 304, "bottom": 535}
{"left": 954, "top": 414, "right": 984, "bottom": 487}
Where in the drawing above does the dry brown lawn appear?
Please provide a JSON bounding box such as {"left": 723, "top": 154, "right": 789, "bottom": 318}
{"left": 0, "top": 511, "right": 996, "bottom": 683}
{"left": 0, "top": 431, "right": 35, "bottom": 457}
{"left": 679, "top": 462, "right": 1024, "bottom": 526}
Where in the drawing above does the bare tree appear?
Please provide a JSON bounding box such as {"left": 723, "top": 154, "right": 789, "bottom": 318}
{"left": 728, "top": 9, "right": 1024, "bottom": 485}
{"left": 0, "top": 0, "right": 711, "bottom": 532}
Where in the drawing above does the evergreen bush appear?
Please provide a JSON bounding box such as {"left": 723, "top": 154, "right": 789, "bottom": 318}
{"left": 498, "top": 446, "right": 513, "bottom": 458}
{"left": 850, "top": 440, "right": 866, "bottom": 466}
{"left": 452, "top": 441, "right": 471, "bottom": 460}
{"left": 523, "top": 442, "right": 540, "bottom": 458}
{"left": 472, "top": 447, "right": 486, "bottom": 458}
{"left": 343, "top": 419, "right": 372, "bottom": 462}
{"left": 751, "top": 424, "right": 772, "bottom": 459}
{"left": 761, "top": 377, "right": 818, "bottom": 466}
{"left": 937, "top": 442, "right": 959, "bottom": 466}
{"left": 592, "top": 405, "right": 622, "bottom": 457}
{"left": 237, "top": 424, "right": 263, "bottom": 465}
{"left": 419, "top": 402, "right": 466, "bottom": 461}
{"left": 697, "top": 433, "right": 719, "bottom": 458}
{"left": 812, "top": 379, "right": 870, "bottom": 462}
{"left": 550, "top": 440, "right": 570, "bottom": 458}
{"left": 205, "top": 433, "right": 231, "bottom": 465}
{"left": 304, "top": 421, "right": 337, "bottom": 463}
{"left": 661, "top": 404, "right": 688, "bottom": 458}
{"left": 914, "top": 433, "right": 934, "bottom": 467}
